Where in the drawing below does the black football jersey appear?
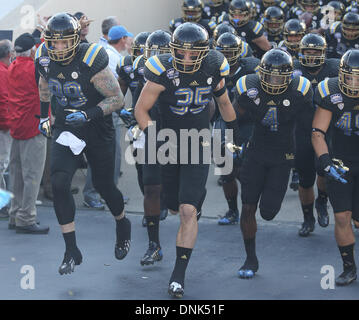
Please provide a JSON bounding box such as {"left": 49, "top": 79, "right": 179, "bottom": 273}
{"left": 314, "top": 77, "right": 359, "bottom": 162}
{"left": 325, "top": 22, "right": 359, "bottom": 59}
{"left": 293, "top": 58, "right": 340, "bottom": 90}
{"left": 116, "top": 55, "right": 139, "bottom": 97}
{"left": 144, "top": 50, "right": 230, "bottom": 133}
{"left": 202, "top": 2, "right": 229, "bottom": 22}
{"left": 235, "top": 74, "right": 313, "bottom": 154}
{"left": 169, "top": 18, "right": 217, "bottom": 37}
{"left": 35, "top": 42, "right": 114, "bottom": 141}
{"left": 217, "top": 15, "right": 265, "bottom": 57}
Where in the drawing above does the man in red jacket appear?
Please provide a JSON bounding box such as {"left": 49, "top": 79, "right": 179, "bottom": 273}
{"left": 7, "top": 33, "right": 49, "bottom": 234}
{"left": 0, "top": 39, "right": 13, "bottom": 219}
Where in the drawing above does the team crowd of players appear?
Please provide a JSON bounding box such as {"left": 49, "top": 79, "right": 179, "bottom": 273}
{"left": 13, "top": 0, "right": 359, "bottom": 298}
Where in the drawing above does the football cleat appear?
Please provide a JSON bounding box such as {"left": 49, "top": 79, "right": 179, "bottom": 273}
{"left": 58, "top": 249, "right": 83, "bottom": 275}
{"left": 140, "top": 241, "right": 163, "bottom": 266}
{"left": 218, "top": 209, "right": 239, "bottom": 225}
{"left": 168, "top": 281, "right": 184, "bottom": 299}
{"left": 335, "top": 267, "right": 357, "bottom": 286}
{"left": 298, "top": 218, "right": 315, "bottom": 237}
{"left": 238, "top": 257, "right": 259, "bottom": 279}
{"left": 315, "top": 197, "right": 329, "bottom": 228}
{"left": 115, "top": 240, "right": 131, "bottom": 260}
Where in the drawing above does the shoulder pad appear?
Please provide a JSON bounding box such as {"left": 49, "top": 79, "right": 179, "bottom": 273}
{"left": 133, "top": 55, "right": 143, "bottom": 71}
{"left": 330, "top": 21, "right": 341, "bottom": 34}
{"left": 208, "top": 19, "right": 217, "bottom": 30}
{"left": 236, "top": 75, "right": 248, "bottom": 95}
{"left": 82, "top": 43, "right": 105, "bottom": 67}
{"left": 145, "top": 56, "right": 167, "bottom": 76}
{"left": 35, "top": 42, "right": 47, "bottom": 60}
{"left": 297, "top": 76, "right": 311, "bottom": 95}
{"left": 317, "top": 79, "right": 330, "bottom": 98}
{"left": 252, "top": 22, "right": 263, "bottom": 35}
{"left": 220, "top": 57, "right": 230, "bottom": 77}
{"left": 240, "top": 42, "right": 249, "bottom": 58}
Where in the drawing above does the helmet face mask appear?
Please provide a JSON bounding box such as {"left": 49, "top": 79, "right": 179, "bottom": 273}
{"left": 229, "top": 0, "right": 250, "bottom": 27}
{"left": 263, "top": 0, "right": 275, "bottom": 7}
{"left": 342, "top": 13, "right": 359, "bottom": 40}
{"left": 299, "top": 34, "right": 326, "bottom": 67}
{"left": 216, "top": 33, "right": 242, "bottom": 66}
{"left": 144, "top": 31, "right": 171, "bottom": 61}
{"left": 182, "top": 0, "right": 203, "bottom": 22}
{"left": 44, "top": 13, "right": 81, "bottom": 64}
{"left": 298, "top": 0, "right": 319, "bottom": 13}
{"left": 339, "top": 49, "right": 359, "bottom": 98}
{"left": 131, "top": 32, "right": 151, "bottom": 61}
{"left": 283, "top": 19, "right": 306, "bottom": 51}
{"left": 259, "top": 49, "right": 293, "bottom": 95}
{"left": 212, "top": 0, "right": 224, "bottom": 7}
{"left": 170, "top": 22, "right": 209, "bottom": 73}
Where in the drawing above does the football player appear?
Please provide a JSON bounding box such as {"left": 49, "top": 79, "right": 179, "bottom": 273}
{"left": 132, "top": 30, "right": 171, "bottom": 266}
{"left": 234, "top": 49, "right": 313, "bottom": 278}
{"left": 36, "top": 13, "right": 131, "bottom": 274}
{"left": 169, "top": 0, "right": 217, "bottom": 37}
{"left": 278, "top": 19, "right": 306, "bottom": 59}
{"left": 312, "top": 49, "right": 359, "bottom": 285}
{"left": 218, "top": 0, "right": 272, "bottom": 58}
{"left": 262, "top": 6, "right": 285, "bottom": 47}
{"left": 293, "top": 33, "right": 340, "bottom": 236}
{"left": 257, "top": 0, "right": 289, "bottom": 18}
{"left": 325, "top": 12, "right": 359, "bottom": 59}
{"left": 215, "top": 32, "right": 259, "bottom": 225}
{"left": 203, "top": 0, "right": 230, "bottom": 22}
{"left": 134, "top": 22, "right": 241, "bottom": 298}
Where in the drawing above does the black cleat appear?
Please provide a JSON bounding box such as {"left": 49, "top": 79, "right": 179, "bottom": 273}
{"left": 315, "top": 197, "right": 329, "bottom": 228}
{"left": 298, "top": 219, "right": 315, "bottom": 237}
{"left": 289, "top": 170, "right": 299, "bottom": 191}
{"left": 335, "top": 267, "right": 357, "bottom": 286}
{"left": 115, "top": 240, "right": 131, "bottom": 260}
{"left": 58, "top": 249, "right": 82, "bottom": 275}
{"left": 238, "top": 256, "right": 259, "bottom": 279}
{"left": 168, "top": 281, "right": 184, "bottom": 299}
{"left": 140, "top": 241, "right": 163, "bottom": 266}
{"left": 218, "top": 209, "right": 239, "bottom": 225}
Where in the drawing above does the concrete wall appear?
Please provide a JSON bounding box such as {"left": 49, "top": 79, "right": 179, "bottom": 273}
{"left": 0, "top": 0, "right": 182, "bottom": 41}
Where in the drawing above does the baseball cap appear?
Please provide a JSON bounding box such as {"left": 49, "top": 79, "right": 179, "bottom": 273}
{"left": 14, "top": 33, "right": 41, "bottom": 53}
{"left": 108, "top": 25, "right": 133, "bottom": 41}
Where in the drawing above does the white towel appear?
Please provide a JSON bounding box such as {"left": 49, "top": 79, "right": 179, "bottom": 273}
{"left": 56, "top": 131, "right": 86, "bottom": 155}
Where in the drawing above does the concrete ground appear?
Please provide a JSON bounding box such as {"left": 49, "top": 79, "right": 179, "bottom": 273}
{"left": 1, "top": 124, "right": 358, "bottom": 300}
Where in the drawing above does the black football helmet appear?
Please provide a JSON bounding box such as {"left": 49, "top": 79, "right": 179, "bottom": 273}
{"left": 263, "top": 6, "right": 285, "bottom": 36}
{"left": 248, "top": 1, "right": 258, "bottom": 20}
{"left": 338, "top": 49, "right": 359, "bottom": 98}
{"left": 131, "top": 32, "right": 151, "bottom": 61}
{"left": 299, "top": 33, "right": 326, "bottom": 67}
{"left": 342, "top": 12, "right": 359, "bottom": 40}
{"left": 182, "top": 0, "right": 204, "bottom": 22}
{"left": 170, "top": 22, "right": 209, "bottom": 73}
{"left": 44, "top": 12, "right": 81, "bottom": 64}
{"left": 298, "top": 0, "right": 320, "bottom": 14}
{"left": 327, "top": 1, "right": 345, "bottom": 21}
{"left": 283, "top": 19, "right": 306, "bottom": 51}
{"left": 144, "top": 30, "right": 171, "bottom": 60}
{"left": 229, "top": 0, "right": 251, "bottom": 27}
{"left": 213, "top": 22, "right": 237, "bottom": 46}
{"left": 216, "top": 32, "right": 242, "bottom": 66}
{"left": 259, "top": 48, "right": 293, "bottom": 94}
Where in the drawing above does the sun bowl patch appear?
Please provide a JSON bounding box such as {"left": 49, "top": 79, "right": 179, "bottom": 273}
{"left": 247, "top": 88, "right": 259, "bottom": 99}
{"left": 330, "top": 93, "right": 343, "bottom": 104}
{"left": 39, "top": 56, "right": 50, "bottom": 67}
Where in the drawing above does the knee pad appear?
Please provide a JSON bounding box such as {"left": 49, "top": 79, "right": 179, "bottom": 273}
{"left": 260, "top": 208, "right": 279, "bottom": 221}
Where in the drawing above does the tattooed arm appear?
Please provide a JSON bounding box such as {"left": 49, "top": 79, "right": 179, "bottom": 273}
{"left": 91, "top": 66, "right": 125, "bottom": 116}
